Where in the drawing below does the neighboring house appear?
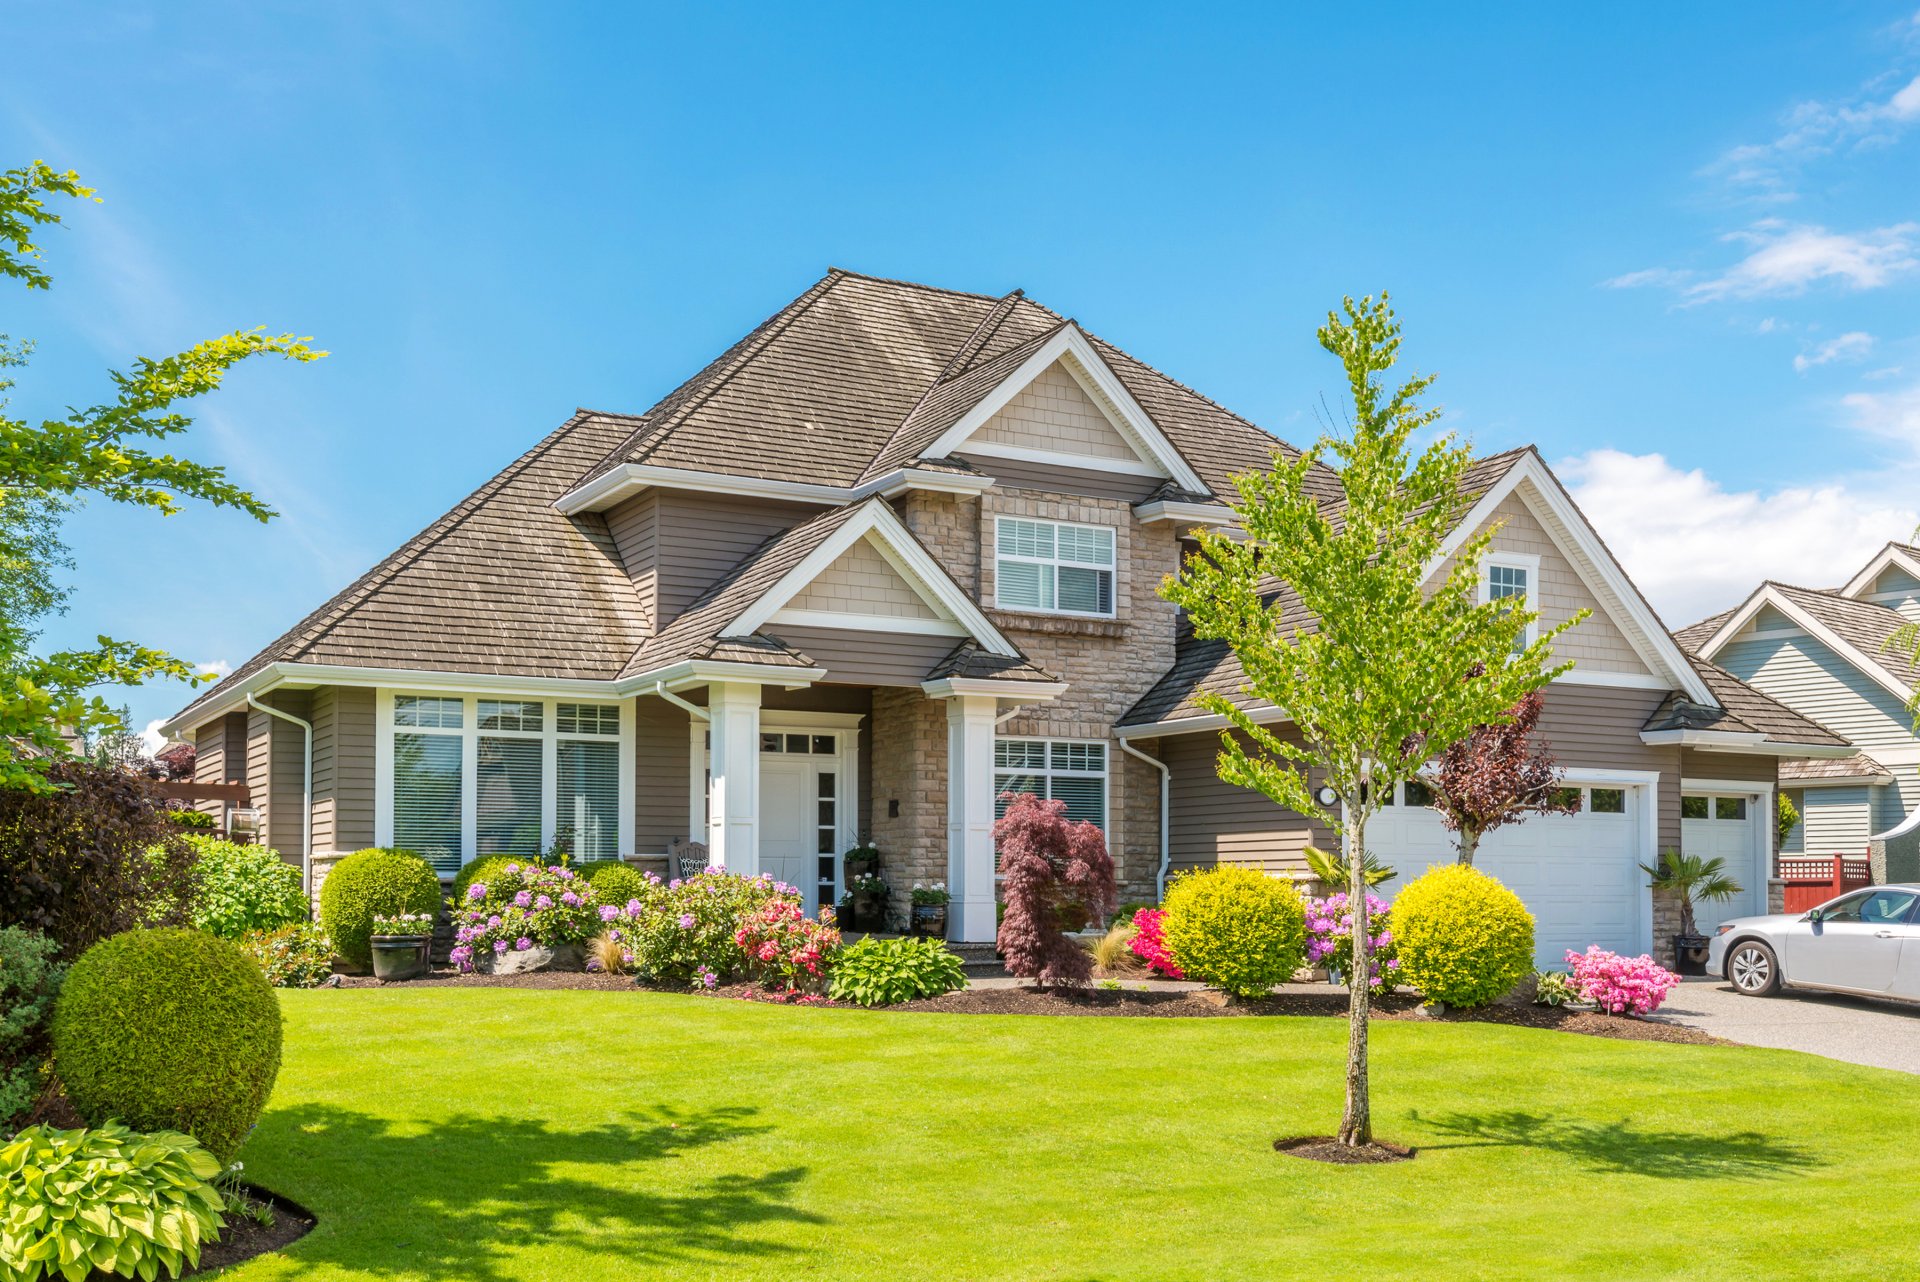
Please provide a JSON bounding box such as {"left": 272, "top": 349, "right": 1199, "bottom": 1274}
{"left": 161, "top": 269, "right": 1846, "bottom": 966}
{"left": 1679, "top": 543, "right": 1920, "bottom": 882}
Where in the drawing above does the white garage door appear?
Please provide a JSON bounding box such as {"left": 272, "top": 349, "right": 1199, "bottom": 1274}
{"left": 1679, "top": 792, "right": 1767, "bottom": 923}
{"left": 1366, "top": 778, "right": 1649, "bottom": 972}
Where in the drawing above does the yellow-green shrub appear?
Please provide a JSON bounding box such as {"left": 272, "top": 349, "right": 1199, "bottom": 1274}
{"left": 1161, "top": 866, "right": 1306, "bottom": 997}
{"left": 1390, "top": 863, "right": 1535, "bottom": 1007}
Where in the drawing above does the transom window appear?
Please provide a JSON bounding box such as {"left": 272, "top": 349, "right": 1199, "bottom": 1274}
{"left": 760, "top": 733, "right": 838, "bottom": 755}
{"left": 387, "top": 694, "right": 626, "bottom": 876}
{"left": 995, "top": 517, "right": 1115, "bottom": 617}
{"left": 994, "top": 737, "right": 1108, "bottom": 831}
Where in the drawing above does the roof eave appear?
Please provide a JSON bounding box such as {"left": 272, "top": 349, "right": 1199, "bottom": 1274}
{"left": 1638, "top": 728, "right": 1856, "bottom": 758}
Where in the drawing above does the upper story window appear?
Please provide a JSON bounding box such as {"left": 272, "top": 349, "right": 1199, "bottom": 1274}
{"left": 1480, "top": 552, "right": 1539, "bottom": 655}
{"left": 995, "top": 517, "right": 1115, "bottom": 617}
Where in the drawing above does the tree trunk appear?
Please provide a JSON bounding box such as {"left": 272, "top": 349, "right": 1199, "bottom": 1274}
{"left": 1336, "top": 806, "right": 1372, "bottom": 1147}
{"left": 1456, "top": 826, "right": 1478, "bottom": 867}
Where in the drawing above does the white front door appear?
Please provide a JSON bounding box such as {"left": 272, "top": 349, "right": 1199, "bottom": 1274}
{"left": 755, "top": 737, "right": 844, "bottom": 916}
{"left": 1680, "top": 792, "right": 1767, "bottom": 925}
{"left": 760, "top": 756, "right": 814, "bottom": 911}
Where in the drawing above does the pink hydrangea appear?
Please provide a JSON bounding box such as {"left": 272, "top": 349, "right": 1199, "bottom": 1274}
{"left": 1565, "top": 946, "right": 1681, "bottom": 1016}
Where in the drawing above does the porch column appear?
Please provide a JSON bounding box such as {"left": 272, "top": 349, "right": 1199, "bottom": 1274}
{"left": 945, "top": 693, "right": 999, "bottom": 943}
{"left": 706, "top": 682, "right": 762, "bottom": 876}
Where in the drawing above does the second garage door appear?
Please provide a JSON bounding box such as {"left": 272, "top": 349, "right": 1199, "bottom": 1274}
{"left": 1364, "top": 777, "right": 1650, "bottom": 971}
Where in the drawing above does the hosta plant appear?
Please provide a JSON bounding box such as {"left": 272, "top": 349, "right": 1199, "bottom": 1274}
{"left": 828, "top": 936, "right": 968, "bottom": 1006}
{"left": 0, "top": 1121, "right": 225, "bottom": 1282}
{"left": 1565, "top": 946, "right": 1681, "bottom": 1016}
{"left": 1531, "top": 970, "right": 1581, "bottom": 1007}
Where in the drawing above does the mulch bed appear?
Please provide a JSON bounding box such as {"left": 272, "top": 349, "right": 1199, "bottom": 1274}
{"left": 325, "top": 968, "right": 1715, "bottom": 1045}
{"left": 1275, "top": 1136, "right": 1417, "bottom": 1164}
{"left": 179, "top": 1186, "right": 315, "bottom": 1278}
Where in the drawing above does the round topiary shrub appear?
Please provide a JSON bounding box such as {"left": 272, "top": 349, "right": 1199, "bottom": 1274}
{"left": 1390, "top": 863, "right": 1536, "bottom": 1008}
{"left": 1161, "top": 866, "right": 1307, "bottom": 998}
{"left": 51, "top": 928, "right": 282, "bottom": 1161}
{"left": 449, "top": 853, "right": 519, "bottom": 906}
{"left": 318, "top": 848, "right": 442, "bottom": 971}
{"left": 573, "top": 860, "right": 650, "bottom": 906}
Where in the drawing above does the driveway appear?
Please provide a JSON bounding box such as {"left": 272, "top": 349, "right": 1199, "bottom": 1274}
{"left": 1652, "top": 979, "right": 1920, "bottom": 1073}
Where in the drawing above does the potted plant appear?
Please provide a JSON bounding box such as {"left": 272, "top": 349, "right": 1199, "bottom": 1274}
{"left": 909, "top": 881, "right": 950, "bottom": 938}
{"left": 843, "top": 843, "right": 881, "bottom": 879}
{"left": 369, "top": 912, "right": 435, "bottom": 981}
{"left": 1639, "top": 849, "right": 1743, "bottom": 976}
{"left": 846, "top": 871, "right": 889, "bottom": 932}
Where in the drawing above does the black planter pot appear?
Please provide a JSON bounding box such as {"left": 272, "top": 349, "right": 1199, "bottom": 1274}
{"left": 910, "top": 904, "right": 948, "bottom": 938}
{"left": 370, "top": 935, "right": 431, "bottom": 982}
{"left": 1672, "top": 933, "right": 1710, "bottom": 977}
{"left": 850, "top": 891, "right": 885, "bottom": 933}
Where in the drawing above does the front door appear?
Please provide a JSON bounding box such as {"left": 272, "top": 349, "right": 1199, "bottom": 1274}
{"left": 757, "top": 739, "right": 842, "bottom": 916}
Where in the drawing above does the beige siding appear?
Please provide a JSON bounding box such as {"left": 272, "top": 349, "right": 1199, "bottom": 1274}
{"left": 786, "top": 536, "right": 939, "bottom": 619}
{"left": 311, "top": 686, "right": 375, "bottom": 855}
{"left": 605, "top": 491, "right": 660, "bottom": 633}
{"left": 1535, "top": 684, "right": 1679, "bottom": 851}
{"left": 958, "top": 453, "right": 1166, "bottom": 503}
{"left": 1680, "top": 750, "right": 1776, "bottom": 785}
{"left": 633, "top": 694, "right": 693, "bottom": 853}
{"left": 246, "top": 690, "right": 312, "bottom": 864}
{"left": 1161, "top": 726, "right": 1333, "bottom": 878}
{"left": 970, "top": 360, "right": 1138, "bottom": 461}
{"left": 1439, "top": 493, "right": 1652, "bottom": 676}
{"left": 767, "top": 624, "right": 960, "bottom": 686}
{"left": 655, "top": 492, "right": 822, "bottom": 626}
{"left": 191, "top": 712, "right": 247, "bottom": 820}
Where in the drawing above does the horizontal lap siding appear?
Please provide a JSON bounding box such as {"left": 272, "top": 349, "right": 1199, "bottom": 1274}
{"left": 247, "top": 690, "right": 312, "bottom": 865}
{"left": 605, "top": 491, "right": 659, "bottom": 632}
{"left": 1716, "top": 632, "right": 1913, "bottom": 751}
{"left": 1161, "top": 728, "right": 1332, "bottom": 878}
{"left": 956, "top": 454, "right": 1166, "bottom": 503}
{"left": 634, "top": 695, "right": 692, "bottom": 854}
{"left": 1680, "top": 750, "right": 1775, "bottom": 785}
{"left": 1803, "top": 786, "right": 1872, "bottom": 854}
{"left": 1536, "top": 685, "right": 1679, "bottom": 851}
{"left": 655, "top": 492, "right": 821, "bottom": 627}
{"left": 766, "top": 625, "right": 959, "bottom": 687}
{"left": 311, "top": 686, "right": 375, "bottom": 854}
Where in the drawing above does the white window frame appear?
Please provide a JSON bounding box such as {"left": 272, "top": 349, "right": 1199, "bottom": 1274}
{"left": 993, "top": 517, "right": 1117, "bottom": 619}
{"left": 1480, "top": 551, "right": 1541, "bottom": 652}
{"left": 375, "top": 689, "right": 635, "bottom": 873}
{"left": 993, "top": 735, "right": 1110, "bottom": 832}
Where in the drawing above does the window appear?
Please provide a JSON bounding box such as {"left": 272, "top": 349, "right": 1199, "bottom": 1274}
{"left": 1403, "top": 779, "right": 1434, "bottom": 807}
{"left": 1550, "top": 786, "right": 1583, "bottom": 811}
{"left": 760, "top": 733, "right": 837, "bottom": 754}
{"left": 1481, "top": 554, "right": 1539, "bottom": 655}
{"left": 994, "top": 737, "right": 1108, "bottom": 830}
{"left": 1819, "top": 890, "right": 1917, "bottom": 924}
{"left": 557, "top": 703, "right": 619, "bottom": 736}
{"left": 394, "top": 725, "right": 462, "bottom": 877}
{"left": 556, "top": 740, "right": 620, "bottom": 860}
{"left": 1680, "top": 795, "right": 1710, "bottom": 820}
{"left": 995, "top": 517, "right": 1115, "bottom": 616}
{"left": 1682, "top": 794, "right": 1749, "bottom": 822}
{"left": 1715, "top": 797, "right": 1747, "bottom": 821}
{"left": 1589, "top": 787, "right": 1627, "bottom": 814}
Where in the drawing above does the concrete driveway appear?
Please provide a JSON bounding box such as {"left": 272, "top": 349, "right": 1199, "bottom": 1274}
{"left": 1652, "top": 979, "right": 1920, "bottom": 1073}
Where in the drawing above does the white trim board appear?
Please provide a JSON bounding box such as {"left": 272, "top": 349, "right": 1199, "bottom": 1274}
{"left": 1694, "top": 584, "right": 1914, "bottom": 706}
{"left": 552, "top": 461, "right": 996, "bottom": 515}
{"left": 1840, "top": 543, "right": 1920, "bottom": 599}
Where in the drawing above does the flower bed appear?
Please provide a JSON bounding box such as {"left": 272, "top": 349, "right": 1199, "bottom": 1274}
{"left": 1565, "top": 946, "right": 1681, "bottom": 1016}
{"left": 1304, "top": 891, "right": 1398, "bottom": 993}
{"left": 449, "top": 863, "right": 603, "bottom": 971}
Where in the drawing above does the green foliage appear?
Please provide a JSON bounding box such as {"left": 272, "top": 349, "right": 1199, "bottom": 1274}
{"left": 1532, "top": 971, "right": 1580, "bottom": 1007}
{"left": 573, "top": 860, "right": 650, "bottom": 906}
{"left": 827, "top": 936, "right": 968, "bottom": 1007}
{"left": 318, "top": 848, "right": 442, "bottom": 970}
{"left": 1640, "top": 849, "right": 1744, "bottom": 938}
{"left": 450, "top": 854, "right": 520, "bottom": 905}
{"left": 0, "top": 927, "right": 64, "bottom": 1128}
{"left": 1160, "top": 866, "right": 1307, "bottom": 998}
{"left": 1303, "top": 844, "right": 1396, "bottom": 888}
{"left": 238, "top": 923, "right": 335, "bottom": 989}
{"left": 168, "top": 808, "right": 215, "bottom": 830}
{"left": 1, "top": 1120, "right": 225, "bottom": 1282}
{"left": 52, "top": 928, "right": 283, "bottom": 1162}
{"left": 1775, "top": 791, "right": 1800, "bottom": 849}
{"left": 185, "top": 836, "right": 307, "bottom": 939}
{"left": 1390, "top": 864, "right": 1536, "bottom": 1008}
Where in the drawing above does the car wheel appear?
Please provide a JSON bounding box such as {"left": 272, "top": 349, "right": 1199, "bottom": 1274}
{"left": 1727, "top": 940, "right": 1780, "bottom": 996}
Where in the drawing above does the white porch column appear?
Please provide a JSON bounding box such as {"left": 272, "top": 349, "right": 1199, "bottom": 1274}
{"left": 945, "top": 693, "right": 999, "bottom": 943}
{"left": 705, "top": 682, "right": 762, "bottom": 876}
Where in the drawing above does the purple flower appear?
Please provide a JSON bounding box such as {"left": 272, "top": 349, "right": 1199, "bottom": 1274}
{"left": 515, "top": 936, "right": 532, "bottom": 951}
{"left": 487, "top": 914, "right": 503, "bottom": 930}
{"left": 669, "top": 879, "right": 683, "bottom": 890}
{"left": 514, "top": 890, "right": 533, "bottom": 908}
{"left": 645, "top": 872, "right": 662, "bottom": 885}
{"left": 534, "top": 894, "right": 553, "bottom": 910}
{"left": 466, "top": 883, "right": 487, "bottom": 901}
{"left": 599, "top": 905, "right": 619, "bottom": 922}
{"left": 626, "top": 898, "right": 643, "bottom": 915}
{"left": 493, "top": 939, "right": 508, "bottom": 953}
{"left": 608, "top": 928, "right": 622, "bottom": 942}
{"left": 678, "top": 913, "right": 696, "bottom": 930}
{"left": 560, "top": 891, "right": 580, "bottom": 906}
{"left": 505, "top": 863, "right": 521, "bottom": 875}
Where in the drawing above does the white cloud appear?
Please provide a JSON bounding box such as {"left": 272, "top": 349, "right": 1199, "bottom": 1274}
{"left": 1559, "top": 447, "right": 1918, "bottom": 625}
{"left": 1606, "top": 222, "right": 1919, "bottom": 303}
{"left": 1842, "top": 376, "right": 1920, "bottom": 444}
{"left": 196, "top": 659, "right": 233, "bottom": 679}
{"left": 1795, "top": 330, "right": 1876, "bottom": 371}
{"left": 139, "top": 718, "right": 168, "bottom": 755}
{"left": 1710, "top": 71, "right": 1920, "bottom": 196}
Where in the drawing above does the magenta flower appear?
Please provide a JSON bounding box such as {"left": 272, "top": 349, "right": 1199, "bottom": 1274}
{"left": 487, "top": 914, "right": 502, "bottom": 929}
{"left": 678, "top": 913, "right": 696, "bottom": 930}
{"left": 560, "top": 891, "right": 580, "bottom": 906}
{"left": 599, "top": 904, "right": 619, "bottom": 923}
{"left": 466, "top": 883, "right": 486, "bottom": 901}
{"left": 513, "top": 890, "right": 533, "bottom": 908}
{"left": 515, "top": 936, "right": 533, "bottom": 951}
{"left": 534, "top": 894, "right": 553, "bottom": 910}
{"left": 493, "top": 939, "right": 508, "bottom": 953}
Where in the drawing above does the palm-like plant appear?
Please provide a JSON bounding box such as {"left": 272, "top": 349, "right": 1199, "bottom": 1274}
{"left": 1304, "top": 844, "right": 1397, "bottom": 888}
{"left": 1640, "top": 850, "right": 1743, "bottom": 939}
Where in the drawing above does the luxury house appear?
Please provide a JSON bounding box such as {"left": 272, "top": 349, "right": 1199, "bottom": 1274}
{"left": 161, "top": 269, "right": 1849, "bottom": 967}
{"left": 1680, "top": 543, "right": 1920, "bottom": 884}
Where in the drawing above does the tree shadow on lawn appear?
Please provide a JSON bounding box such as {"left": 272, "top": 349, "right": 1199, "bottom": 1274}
{"left": 1410, "top": 1109, "right": 1822, "bottom": 1180}
{"left": 248, "top": 1102, "right": 823, "bottom": 1278}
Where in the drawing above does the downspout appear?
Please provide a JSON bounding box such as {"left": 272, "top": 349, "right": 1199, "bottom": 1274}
{"left": 652, "top": 681, "right": 711, "bottom": 722}
{"left": 246, "top": 693, "right": 314, "bottom": 898}
{"left": 1117, "top": 737, "right": 1172, "bottom": 903}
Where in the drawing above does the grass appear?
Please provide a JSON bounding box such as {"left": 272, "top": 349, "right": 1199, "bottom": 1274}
{"left": 227, "top": 989, "right": 1920, "bottom": 1281}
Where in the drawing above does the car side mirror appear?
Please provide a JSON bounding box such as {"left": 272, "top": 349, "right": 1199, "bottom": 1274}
{"left": 1802, "top": 908, "right": 1821, "bottom": 923}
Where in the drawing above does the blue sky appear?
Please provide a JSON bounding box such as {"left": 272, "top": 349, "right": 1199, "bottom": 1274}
{"left": 5, "top": 2, "right": 1920, "bottom": 745}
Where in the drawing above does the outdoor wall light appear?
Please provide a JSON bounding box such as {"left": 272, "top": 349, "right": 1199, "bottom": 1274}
{"left": 227, "top": 806, "right": 261, "bottom": 837}
{"left": 1314, "top": 785, "right": 1339, "bottom": 808}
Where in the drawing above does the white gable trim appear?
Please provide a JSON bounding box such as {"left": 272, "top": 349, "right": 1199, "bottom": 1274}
{"left": 722, "top": 502, "right": 1020, "bottom": 656}
{"left": 1840, "top": 543, "right": 1920, "bottom": 599}
{"left": 921, "top": 325, "right": 1209, "bottom": 495}
{"left": 1696, "top": 585, "right": 1914, "bottom": 705}
{"left": 553, "top": 462, "right": 996, "bottom": 515}
{"left": 1430, "top": 452, "right": 1713, "bottom": 704}
{"left": 958, "top": 441, "right": 1166, "bottom": 477}
{"left": 766, "top": 608, "right": 968, "bottom": 637}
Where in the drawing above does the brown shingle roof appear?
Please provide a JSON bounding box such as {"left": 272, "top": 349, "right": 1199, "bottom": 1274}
{"left": 1780, "top": 753, "right": 1892, "bottom": 783}
{"left": 1646, "top": 656, "right": 1852, "bottom": 749}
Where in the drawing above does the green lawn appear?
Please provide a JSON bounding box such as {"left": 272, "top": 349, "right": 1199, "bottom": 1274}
{"left": 227, "top": 989, "right": 1919, "bottom": 1282}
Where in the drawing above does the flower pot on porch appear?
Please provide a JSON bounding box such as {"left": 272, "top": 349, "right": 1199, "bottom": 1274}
{"left": 1672, "top": 933, "right": 1710, "bottom": 977}
{"left": 845, "top": 856, "right": 878, "bottom": 879}
{"left": 370, "top": 935, "right": 431, "bottom": 982}
{"left": 851, "top": 891, "right": 885, "bottom": 932}
{"left": 910, "top": 904, "right": 947, "bottom": 938}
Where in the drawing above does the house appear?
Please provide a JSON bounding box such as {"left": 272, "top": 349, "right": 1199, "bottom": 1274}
{"left": 161, "top": 269, "right": 1847, "bottom": 967}
{"left": 1679, "top": 543, "right": 1920, "bottom": 885}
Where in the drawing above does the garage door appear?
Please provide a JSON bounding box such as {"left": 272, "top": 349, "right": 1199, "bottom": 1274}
{"left": 1366, "top": 779, "right": 1648, "bottom": 971}
{"left": 1679, "top": 792, "right": 1766, "bottom": 923}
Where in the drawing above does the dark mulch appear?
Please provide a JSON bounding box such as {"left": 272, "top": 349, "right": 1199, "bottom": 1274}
{"left": 1275, "top": 1136, "right": 1416, "bottom": 1164}
{"left": 333, "top": 967, "right": 636, "bottom": 990}
{"left": 180, "top": 1186, "right": 315, "bottom": 1278}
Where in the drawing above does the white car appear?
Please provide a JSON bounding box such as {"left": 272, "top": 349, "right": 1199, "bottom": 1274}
{"left": 1707, "top": 884, "right": 1920, "bottom": 999}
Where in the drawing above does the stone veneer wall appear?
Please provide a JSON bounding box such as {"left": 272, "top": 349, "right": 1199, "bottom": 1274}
{"left": 868, "top": 687, "right": 950, "bottom": 925}
{"left": 893, "top": 485, "right": 1181, "bottom": 907}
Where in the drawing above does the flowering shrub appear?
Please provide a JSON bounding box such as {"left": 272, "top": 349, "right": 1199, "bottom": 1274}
{"left": 733, "top": 900, "right": 842, "bottom": 989}
{"left": 1126, "top": 908, "right": 1184, "bottom": 978}
{"left": 627, "top": 868, "right": 798, "bottom": 988}
{"left": 1390, "top": 863, "right": 1535, "bottom": 1008}
{"left": 238, "top": 923, "right": 335, "bottom": 988}
{"left": 1304, "top": 891, "right": 1398, "bottom": 993}
{"left": 1565, "top": 946, "right": 1681, "bottom": 1016}
{"left": 448, "top": 862, "right": 604, "bottom": 971}
{"left": 994, "top": 792, "right": 1116, "bottom": 987}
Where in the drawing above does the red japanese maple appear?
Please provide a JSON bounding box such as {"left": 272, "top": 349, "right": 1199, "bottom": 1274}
{"left": 993, "top": 791, "right": 1117, "bottom": 987}
{"left": 1424, "top": 690, "right": 1574, "bottom": 865}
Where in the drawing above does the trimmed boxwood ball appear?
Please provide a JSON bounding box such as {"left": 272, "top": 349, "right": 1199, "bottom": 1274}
{"left": 449, "top": 853, "right": 520, "bottom": 905}
{"left": 1390, "top": 863, "right": 1536, "bottom": 1008}
{"left": 1161, "top": 865, "right": 1307, "bottom": 998}
{"left": 319, "top": 848, "right": 443, "bottom": 971}
{"left": 574, "top": 860, "right": 649, "bottom": 905}
{"left": 52, "top": 928, "right": 282, "bottom": 1162}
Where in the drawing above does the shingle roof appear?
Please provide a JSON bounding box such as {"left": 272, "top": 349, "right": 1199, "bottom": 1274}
{"left": 1674, "top": 608, "right": 1735, "bottom": 651}
{"left": 1780, "top": 753, "right": 1892, "bottom": 784}
{"left": 925, "top": 642, "right": 1059, "bottom": 684}
{"left": 1639, "top": 656, "right": 1852, "bottom": 749}
{"left": 1766, "top": 582, "right": 1920, "bottom": 689}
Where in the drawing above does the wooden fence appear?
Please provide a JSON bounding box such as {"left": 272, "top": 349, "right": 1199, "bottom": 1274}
{"left": 1779, "top": 855, "right": 1871, "bottom": 913}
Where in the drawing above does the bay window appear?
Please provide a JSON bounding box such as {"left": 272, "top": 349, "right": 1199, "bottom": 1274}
{"left": 995, "top": 517, "right": 1115, "bottom": 617}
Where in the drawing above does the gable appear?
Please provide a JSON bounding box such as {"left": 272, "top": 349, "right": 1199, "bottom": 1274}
{"left": 966, "top": 360, "right": 1144, "bottom": 465}
{"left": 1436, "top": 490, "right": 1655, "bottom": 678}
{"left": 1715, "top": 629, "right": 1915, "bottom": 750}
{"left": 783, "top": 534, "right": 945, "bottom": 622}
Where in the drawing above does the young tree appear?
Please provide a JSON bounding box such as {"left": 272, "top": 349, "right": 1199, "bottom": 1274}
{"left": 0, "top": 161, "right": 322, "bottom": 790}
{"left": 993, "top": 792, "right": 1117, "bottom": 988}
{"left": 1424, "top": 690, "right": 1576, "bottom": 865}
{"left": 1164, "top": 295, "right": 1585, "bottom": 1148}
